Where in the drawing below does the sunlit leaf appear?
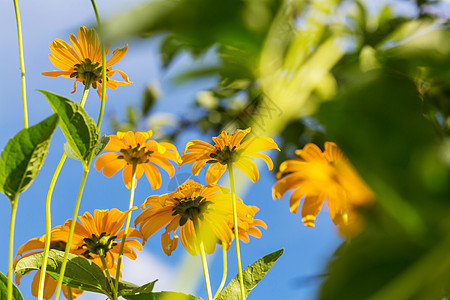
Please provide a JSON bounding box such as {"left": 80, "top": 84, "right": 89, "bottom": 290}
{"left": 123, "top": 291, "right": 201, "bottom": 300}
{"left": 216, "top": 249, "right": 284, "bottom": 299}
{"left": 0, "top": 114, "right": 58, "bottom": 202}
{"left": 15, "top": 250, "right": 109, "bottom": 295}
{"left": 119, "top": 279, "right": 157, "bottom": 296}
{"left": 40, "top": 90, "right": 99, "bottom": 166}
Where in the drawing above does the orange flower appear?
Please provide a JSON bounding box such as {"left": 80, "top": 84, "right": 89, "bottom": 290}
{"left": 14, "top": 227, "right": 84, "bottom": 300}
{"left": 180, "top": 128, "right": 279, "bottom": 184}
{"left": 135, "top": 180, "right": 266, "bottom": 256}
{"left": 53, "top": 208, "right": 143, "bottom": 276}
{"left": 273, "top": 142, "right": 374, "bottom": 236}
{"left": 94, "top": 131, "right": 180, "bottom": 189}
{"left": 42, "top": 26, "right": 131, "bottom": 99}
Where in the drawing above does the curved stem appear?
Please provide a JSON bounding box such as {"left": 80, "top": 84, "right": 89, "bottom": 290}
{"left": 193, "top": 218, "right": 213, "bottom": 300}
{"left": 114, "top": 163, "right": 137, "bottom": 295}
{"left": 37, "top": 153, "right": 67, "bottom": 300}
{"left": 12, "top": 0, "right": 28, "bottom": 128}
{"left": 228, "top": 164, "right": 246, "bottom": 300}
{"left": 213, "top": 242, "right": 228, "bottom": 299}
{"left": 90, "top": 0, "right": 107, "bottom": 130}
{"left": 54, "top": 170, "right": 89, "bottom": 300}
{"left": 7, "top": 196, "right": 19, "bottom": 300}
{"left": 99, "top": 254, "right": 117, "bottom": 300}
{"left": 37, "top": 83, "right": 90, "bottom": 300}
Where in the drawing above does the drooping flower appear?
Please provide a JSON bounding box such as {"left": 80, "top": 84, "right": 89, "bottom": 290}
{"left": 53, "top": 208, "right": 143, "bottom": 276}
{"left": 180, "top": 128, "right": 279, "bottom": 184}
{"left": 42, "top": 26, "right": 131, "bottom": 98}
{"left": 94, "top": 131, "right": 180, "bottom": 189}
{"left": 231, "top": 203, "right": 267, "bottom": 245}
{"left": 14, "top": 227, "right": 84, "bottom": 300}
{"left": 273, "top": 142, "right": 374, "bottom": 236}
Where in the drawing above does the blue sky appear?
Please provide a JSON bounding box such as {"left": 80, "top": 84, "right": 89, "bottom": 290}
{"left": 0, "top": 1, "right": 350, "bottom": 299}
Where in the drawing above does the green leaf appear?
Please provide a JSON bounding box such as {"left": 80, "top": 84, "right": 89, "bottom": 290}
{"left": 15, "top": 249, "right": 109, "bottom": 295}
{"left": 93, "top": 135, "right": 111, "bottom": 158}
{"left": 40, "top": 90, "right": 99, "bottom": 166}
{"left": 216, "top": 249, "right": 284, "bottom": 300}
{"left": 0, "top": 114, "right": 59, "bottom": 202}
{"left": 123, "top": 291, "right": 202, "bottom": 300}
{"left": 64, "top": 142, "right": 81, "bottom": 161}
{"left": 119, "top": 279, "right": 158, "bottom": 296}
{"left": 0, "top": 271, "right": 24, "bottom": 300}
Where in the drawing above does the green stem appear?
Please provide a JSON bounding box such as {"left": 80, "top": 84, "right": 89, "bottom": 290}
{"left": 193, "top": 218, "right": 213, "bottom": 300}
{"left": 37, "top": 83, "right": 90, "bottom": 300}
{"left": 213, "top": 242, "right": 228, "bottom": 299}
{"left": 54, "top": 170, "right": 89, "bottom": 300}
{"left": 37, "top": 154, "right": 67, "bottom": 300}
{"left": 67, "top": 287, "right": 73, "bottom": 300}
{"left": 90, "top": 0, "right": 107, "bottom": 130}
{"left": 7, "top": 196, "right": 19, "bottom": 300}
{"left": 12, "top": 0, "right": 28, "bottom": 128}
{"left": 228, "top": 164, "right": 246, "bottom": 300}
{"left": 114, "top": 163, "right": 137, "bottom": 295}
{"left": 99, "top": 254, "right": 117, "bottom": 300}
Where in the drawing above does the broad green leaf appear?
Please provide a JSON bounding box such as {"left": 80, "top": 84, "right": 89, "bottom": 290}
{"left": 216, "top": 249, "right": 284, "bottom": 300}
{"left": 123, "top": 291, "right": 201, "bottom": 300}
{"left": 40, "top": 90, "right": 99, "bottom": 165}
{"left": 0, "top": 114, "right": 58, "bottom": 202}
{"left": 15, "top": 249, "right": 109, "bottom": 295}
{"left": 119, "top": 280, "right": 158, "bottom": 296}
{"left": 0, "top": 271, "right": 24, "bottom": 300}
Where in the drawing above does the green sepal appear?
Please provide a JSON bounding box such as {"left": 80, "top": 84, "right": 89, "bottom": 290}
{"left": 40, "top": 90, "right": 99, "bottom": 166}
{"left": 14, "top": 249, "right": 109, "bottom": 296}
{"left": 0, "top": 271, "right": 24, "bottom": 300}
{"left": 0, "top": 114, "right": 59, "bottom": 202}
{"left": 216, "top": 248, "right": 284, "bottom": 300}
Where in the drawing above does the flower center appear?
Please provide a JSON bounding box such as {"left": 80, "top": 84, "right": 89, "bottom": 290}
{"left": 50, "top": 241, "right": 67, "bottom": 251}
{"left": 208, "top": 145, "right": 242, "bottom": 165}
{"left": 81, "top": 232, "right": 117, "bottom": 258}
{"left": 172, "top": 196, "right": 213, "bottom": 226}
{"left": 118, "top": 144, "right": 153, "bottom": 166}
{"left": 70, "top": 58, "right": 108, "bottom": 88}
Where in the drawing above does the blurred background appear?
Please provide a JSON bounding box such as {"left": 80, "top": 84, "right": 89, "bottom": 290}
{"left": 1, "top": 0, "right": 449, "bottom": 299}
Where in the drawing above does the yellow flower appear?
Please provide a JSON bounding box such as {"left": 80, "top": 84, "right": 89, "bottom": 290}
{"left": 14, "top": 226, "right": 84, "bottom": 300}
{"left": 180, "top": 128, "right": 280, "bottom": 184}
{"left": 273, "top": 142, "right": 374, "bottom": 236}
{"left": 94, "top": 131, "right": 180, "bottom": 189}
{"left": 53, "top": 208, "right": 143, "bottom": 276}
{"left": 135, "top": 180, "right": 266, "bottom": 256}
{"left": 42, "top": 26, "right": 131, "bottom": 99}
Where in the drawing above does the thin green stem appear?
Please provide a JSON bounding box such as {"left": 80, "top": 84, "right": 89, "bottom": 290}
{"left": 99, "top": 254, "right": 117, "bottom": 300}
{"left": 37, "top": 83, "right": 90, "bottom": 300}
{"left": 13, "top": 0, "right": 28, "bottom": 128}
{"left": 213, "top": 242, "right": 228, "bottom": 299}
{"left": 193, "top": 218, "right": 213, "bottom": 300}
{"left": 114, "top": 163, "right": 137, "bottom": 295}
{"left": 7, "top": 196, "right": 19, "bottom": 300}
{"left": 90, "top": 0, "right": 107, "bottom": 130}
{"left": 54, "top": 170, "right": 89, "bottom": 300}
{"left": 38, "top": 153, "right": 67, "bottom": 300}
{"left": 228, "top": 164, "right": 246, "bottom": 300}
{"left": 67, "top": 287, "right": 73, "bottom": 300}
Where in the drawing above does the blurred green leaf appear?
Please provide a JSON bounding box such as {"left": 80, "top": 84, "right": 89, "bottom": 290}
{"left": 143, "top": 85, "right": 159, "bottom": 115}
{"left": 40, "top": 90, "right": 99, "bottom": 167}
{"left": 216, "top": 249, "right": 284, "bottom": 299}
{"left": 15, "top": 249, "right": 109, "bottom": 295}
{"left": 0, "top": 271, "right": 23, "bottom": 300}
{"left": 0, "top": 114, "right": 58, "bottom": 202}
